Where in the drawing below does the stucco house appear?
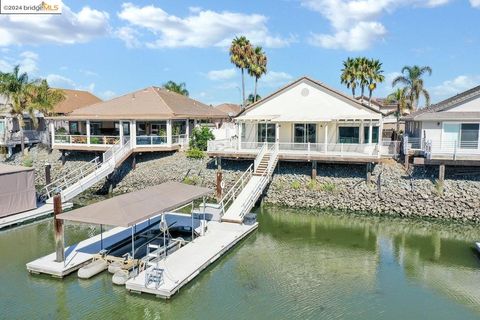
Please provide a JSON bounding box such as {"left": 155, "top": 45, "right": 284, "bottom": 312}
{"left": 207, "top": 76, "right": 395, "bottom": 163}
{"left": 404, "top": 85, "right": 480, "bottom": 161}
{"left": 48, "top": 86, "right": 228, "bottom": 153}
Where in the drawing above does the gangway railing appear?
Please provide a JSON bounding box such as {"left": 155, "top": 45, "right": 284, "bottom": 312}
{"left": 254, "top": 142, "right": 268, "bottom": 172}
{"left": 219, "top": 164, "right": 253, "bottom": 216}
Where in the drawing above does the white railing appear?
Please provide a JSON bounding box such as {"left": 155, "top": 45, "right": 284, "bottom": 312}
{"left": 219, "top": 164, "right": 253, "bottom": 216}
{"left": 54, "top": 134, "right": 120, "bottom": 145}
{"left": 425, "top": 139, "right": 480, "bottom": 159}
{"left": 207, "top": 139, "right": 236, "bottom": 151}
{"left": 379, "top": 139, "right": 401, "bottom": 157}
{"left": 254, "top": 142, "right": 268, "bottom": 172}
{"left": 136, "top": 135, "right": 167, "bottom": 146}
{"left": 103, "top": 137, "right": 132, "bottom": 164}
{"left": 172, "top": 134, "right": 187, "bottom": 145}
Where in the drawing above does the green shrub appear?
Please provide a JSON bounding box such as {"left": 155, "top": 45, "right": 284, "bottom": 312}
{"left": 291, "top": 180, "right": 301, "bottom": 190}
{"left": 22, "top": 154, "right": 33, "bottom": 167}
{"left": 433, "top": 179, "right": 444, "bottom": 196}
{"left": 183, "top": 176, "right": 200, "bottom": 185}
{"left": 90, "top": 137, "right": 101, "bottom": 144}
{"left": 306, "top": 179, "right": 318, "bottom": 190}
{"left": 186, "top": 148, "right": 205, "bottom": 159}
{"left": 189, "top": 126, "right": 214, "bottom": 151}
{"left": 319, "top": 181, "right": 336, "bottom": 192}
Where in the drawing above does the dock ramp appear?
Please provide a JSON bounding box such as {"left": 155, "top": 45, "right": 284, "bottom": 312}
{"left": 43, "top": 138, "right": 133, "bottom": 203}
{"left": 221, "top": 143, "right": 278, "bottom": 223}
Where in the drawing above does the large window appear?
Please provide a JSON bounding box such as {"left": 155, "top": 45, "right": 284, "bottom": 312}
{"left": 257, "top": 123, "right": 276, "bottom": 143}
{"left": 363, "top": 126, "right": 379, "bottom": 143}
{"left": 0, "top": 120, "right": 5, "bottom": 136}
{"left": 460, "top": 123, "right": 479, "bottom": 149}
{"left": 338, "top": 126, "right": 359, "bottom": 144}
{"left": 294, "top": 123, "right": 316, "bottom": 143}
{"left": 151, "top": 121, "right": 167, "bottom": 136}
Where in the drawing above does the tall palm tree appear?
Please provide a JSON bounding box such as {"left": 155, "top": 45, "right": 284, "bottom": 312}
{"left": 356, "top": 57, "right": 370, "bottom": 102}
{"left": 28, "top": 80, "right": 65, "bottom": 116}
{"left": 340, "top": 58, "right": 358, "bottom": 97}
{"left": 386, "top": 87, "right": 410, "bottom": 136}
{"left": 162, "top": 81, "right": 189, "bottom": 96}
{"left": 230, "top": 36, "right": 253, "bottom": 108}
{"left": 392, "top": 65, "right": 432, "bottom": 110}
{"left": 246, "top": 93, "right": 261, "bottom": 105}
{"left": 248, "top": 46, "right": 267, "bottom": 103}
{"left": 367, "top": 59, "right": 385, "bottom": 104}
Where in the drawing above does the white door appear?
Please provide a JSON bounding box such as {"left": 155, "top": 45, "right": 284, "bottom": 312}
{"left": 442, "top": 123, "right": 460, "bottom": 151}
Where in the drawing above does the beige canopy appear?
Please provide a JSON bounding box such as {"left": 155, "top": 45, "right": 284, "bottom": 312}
{"left": 56, "top": 182, "right": 212, "bottom": 227}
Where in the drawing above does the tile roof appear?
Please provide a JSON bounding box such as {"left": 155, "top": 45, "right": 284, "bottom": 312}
{"left": 53, "top": 89, "right": 102, "bottom": 114}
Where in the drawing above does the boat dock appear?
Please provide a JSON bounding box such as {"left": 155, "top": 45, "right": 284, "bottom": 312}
{"left": 126, "top": 220, "right": 257, "bottom": 298}
{"left": 0, "top": 202, "right": 73, "bottom": 230}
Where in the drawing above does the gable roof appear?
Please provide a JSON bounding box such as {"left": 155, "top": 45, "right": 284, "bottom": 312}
{"left": 53, "top": 89, "right": 102, "bottom": 115}
{"left": 216, "top": 103, "right": 241, "bottom": 117}
{"left": 236, "top": 76, "right": 382, "bottom": 121}
{"left": 52, "top": 86, "right": 227, "bottom": 120}
{"left": 404, "top": 84, "right": 480, "bottom": 121}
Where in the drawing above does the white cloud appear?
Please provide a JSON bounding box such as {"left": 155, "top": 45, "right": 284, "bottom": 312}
{"left": 115, "top": 26, "right": 141, "bottom": 48}
{"left": 471, "top": 0, "right": 480, "bottom": 7}
{"left": 207, "top": 68, "right": 236, "bottom": 81}
{"left": 431, "top": 75, "right": 480, "bottom": 101}
{"left": 46, "top": 74, "right": 95, "bottom": 93}
{"left": 259, "top": 71, "right": 293, "bottom": 88}
{"left": 100, "top": 90, "right": 117, "bottom": 100}
{"left": 302, "top": 0, "right": 450, "bottom": 51}
{"left": 117, "top": 3, "right": 293, "bottom": 48}
{"left": 0, "top": 50, "right": 39, "bottom": 74}
{"left": 0, "top": 4, "right": 109, "bottom": 46}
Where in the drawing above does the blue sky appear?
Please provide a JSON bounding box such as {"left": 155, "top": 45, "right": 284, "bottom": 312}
{"left": 0, "top": 0, "right": 479, "bottom": 106}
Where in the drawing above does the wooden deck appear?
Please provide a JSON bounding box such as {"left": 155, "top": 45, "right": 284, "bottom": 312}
{"left": 53, "top": 145, "right": 181, "bottom": 153}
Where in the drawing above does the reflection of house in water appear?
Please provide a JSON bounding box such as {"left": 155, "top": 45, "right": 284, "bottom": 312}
{"left": 392, "top": 233, "right": 480, "bottom": 312}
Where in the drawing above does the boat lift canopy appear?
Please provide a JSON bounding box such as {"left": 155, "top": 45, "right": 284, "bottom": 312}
{"left": 56, "top": 182, "right": 212, "bottom": 227}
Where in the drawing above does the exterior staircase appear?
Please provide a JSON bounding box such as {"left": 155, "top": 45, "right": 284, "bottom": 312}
{"left": 43, "top": 138, "right": 133, "bottom": 203}
{"left": 220, "top": 143, "right": 279, "bottom": 223}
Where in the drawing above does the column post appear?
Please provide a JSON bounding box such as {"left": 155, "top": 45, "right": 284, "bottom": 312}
{"left": 360, "top": 120, "right": 364, "bottom": 144}
{"left": 53, "top": 195, "right": 64, "bottom": 262}
{"left": 439, "top": 164, "right": 445, "bottom": 183}
{"left": 167, "top": 119, "right": 172, "bottom": 146}
{"left": 49, "top": 121, "right": 55, "bottom": 148}
{"left": 119, "top": 121, "right": 124, "bottom": 145}
{"left": 86, "top": 120, "right": 91, "bottom": 146}
{"left": 238, "top": 121, "right": 243, "bottom": 150}
{"left": 185, "top": 119, "right": 190, "bottom": 147}
{"left": 324, "top": 122, "right": 328, "bottom": 154}
{"left": 368, "top": 121, "right": 373, "bottom": 144}
{"left": 130, "top": 120, "right": 136, "bottom": 148}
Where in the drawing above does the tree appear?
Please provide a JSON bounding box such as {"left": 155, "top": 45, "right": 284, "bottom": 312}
{"left": 367, "top": 59, "right": 385, "bottom": 104}
{"left": 28, "top": 80, "right": 65, "bottom": 117}
{"left": 386, "top": 88, "right": 410, "bottom": 137}
{"left": 392, "top": 65, "right": 432, "bottom": 110}
{"left": 248, "top": 46, "right": 267, "bottom": 103}
{"left": 230, "top": 36, "right": 253, "bottom": 108}
{"left": 189, "top": 126, "right": 215, "bottom": 151}
{"left": 340, "top": 57, "right": 358, "bottom": 97}
{"left": 246, "top": 93, "right": 261, "bottom": 105}
{"left": 163, "top": 81, "right": 189, "bottom": 96}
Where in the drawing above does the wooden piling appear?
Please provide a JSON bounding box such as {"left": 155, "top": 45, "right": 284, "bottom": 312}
{"left": 404, "top": 154, "right": 409, "bottom": 170}
{"left": 53, "top": 195, "right": 64, "bottom": 262}
{"left": 61, "top": 150, "right": 66, "bottom": 166}
{"left": 439, "top": 164, "right": 445, "bottom": 183}
{"left": 311, "top": 160, "right": 317, "bottom": 180}
{"left": 366, "top": 163, "right": 372, "bottom": 184}
{"left": 20, "top": 131, "right": 25, "bottom": 155}
{"left": 216, "top": 157, "right": 223, "bottom": 201}
{"left": 132, "top": 154, "right": 136, "bottom": 170}
{"left": 45, "top": 163, "right": 51, "bottom": 185}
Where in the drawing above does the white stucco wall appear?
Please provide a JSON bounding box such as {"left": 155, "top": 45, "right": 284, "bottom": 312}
{"left": 421, "top": 121, "right": 443, "bottom": 142}
{"left": 444, "top": 96, "right": 480, "bottom": 112}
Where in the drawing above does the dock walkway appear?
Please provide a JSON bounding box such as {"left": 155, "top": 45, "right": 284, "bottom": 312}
{"left": 0, "top": 202, "right": 73, "bottom": 230}
{"left": 126, "top": 221, "right": 257, "bottom": 298}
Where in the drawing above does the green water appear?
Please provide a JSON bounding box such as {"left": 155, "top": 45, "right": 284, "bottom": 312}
{"left": 2, "top": 207, "right": 480, "bottom": 320}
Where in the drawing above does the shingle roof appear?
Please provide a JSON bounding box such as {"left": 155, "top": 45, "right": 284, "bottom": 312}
{"left": 215, "top": 103, "right": 241, "bottom": 117}
{"left": 403, "top": 84, "right": 480, "bottom": 121}
{"left": 53, "top": 89, "right": 102, "bottom": 115}
{"left": 50, "top": 86, "right": 227, "bottom": 120}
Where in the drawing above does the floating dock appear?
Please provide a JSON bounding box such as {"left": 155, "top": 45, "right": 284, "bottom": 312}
{"left": 0, "top": 202, "right": 73, "bottom": 230}
{"left": 126, "top": 220, "right": 257, "bottom": 298}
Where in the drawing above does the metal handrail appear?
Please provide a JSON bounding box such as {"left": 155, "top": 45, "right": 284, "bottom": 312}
{"left": 254, "top": 142, "right": 268, "bottom": 172}
{"left": 219, "top": 164, "right": 253, "bottom": 215}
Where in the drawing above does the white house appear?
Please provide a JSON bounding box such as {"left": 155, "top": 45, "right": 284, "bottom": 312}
{"left": 404, "top": 85, "right": 480, "bottom": 161}
{"left": 207, "top": 77, "right": 395, "bottom": 162}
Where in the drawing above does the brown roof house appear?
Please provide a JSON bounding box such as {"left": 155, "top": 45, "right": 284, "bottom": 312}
{"left": 48, "top": 86, "right": 228, "bottom": 153}
{"left": 403, "top": 84, "right": 480, "bottom": 161}
{"left": 53, "top": 89, "right": 102, "bottom": 115}
{"left": 215, "top": 103, "right": 241, "bottom": 118}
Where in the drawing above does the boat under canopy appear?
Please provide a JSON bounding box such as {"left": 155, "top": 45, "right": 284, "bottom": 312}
{"left": 56, "top": 182, "right": 212, "bottom": 227}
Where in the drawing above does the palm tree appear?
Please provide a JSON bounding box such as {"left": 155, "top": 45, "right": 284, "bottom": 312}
{"left": 248, "top": 46, "right": 267, "bottom": 103}
{"left": 162, "top": 81, "right": 189, "bottom": 96}
{"left": 392, "top": 65, "right": 432, "bottom": 110}
{"left": 340, "top": 57, "right": 358, "bottom": 97}
{"left": 28, "top": 80, "right": 65, "bottom": 116}
{"left": 356, "top": 57, "right": 370, "bottom": 102}
{"left": 230, "top": 36, "right": 253, "bottom": 108}
{"left": 367, "top": 59, "right": 385, "bottom": 104}
{"left": 246, "top": 93, "right": 261, "bottom": 105}
{"left": 386, "top": 88, "right": 410, "bottom": 137}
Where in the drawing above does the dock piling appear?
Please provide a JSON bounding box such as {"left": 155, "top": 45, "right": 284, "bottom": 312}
{"left": 216, "top": 157, "right": 223, "bottom": 201}
{"left": 45, "top": 163, "right": 51, "bottom": 185}
{"left": 53, "top": 195, "right": 65, "bottom": 263}
{"left": 438, "top": 164, "right": 445, "bottom": 183}
{"left": 311, "top": 160, "right": 317, "bottom": 180}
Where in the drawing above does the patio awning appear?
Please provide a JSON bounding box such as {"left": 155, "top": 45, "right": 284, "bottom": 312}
{"left": 235, "top": 114, "right": 279, "bottom": 121}
{"left": 56, "top": 182, "right": 212, "bottom": 227}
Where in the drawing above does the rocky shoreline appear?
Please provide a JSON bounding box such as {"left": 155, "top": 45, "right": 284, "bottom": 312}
{"left": 4, "top": 146, "right": 480, "bottom": 223}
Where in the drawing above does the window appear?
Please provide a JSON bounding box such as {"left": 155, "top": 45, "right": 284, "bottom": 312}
{"left": 0, "top": 120, "right": 5, "bottom": 136}
{"left": 22, "top": 119, "right": 33, "bottom": 131}
{"left": 460, "top": 123, "right": 479, "bottom": 149}
{"left": 338, "top": 126, "right": 359, "bottom": 143}
{"left": 294, "top": 123, "right": 316, "bottom": 143}
{"left": 363, "top": 126, "right": 379, "bottom": 143}
{"left": 90, "top": 122, "right": 102, "bottom": 135}
{"left": 69, "top": 122, "right": 79, "bottom": 134}
{"left": 122, "top": 122, "right": 130, "bottom": 136}
{"left": 257, "top": 123, "right": 276, "bottom": 143}
{"left": 241, "top": 123, "right": 246, "bottom": 139}
{"left": 151, "top": 122, "right": 167, "bottom": 136}
{"left": 137, "top": 122, "right": 147, "bottom": 135}
{"left": 172, "top": 120, "right": 186, "bottom": 136}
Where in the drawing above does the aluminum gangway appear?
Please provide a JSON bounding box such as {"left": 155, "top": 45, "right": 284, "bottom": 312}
{"left": 43, "top": 138, "right": 133, "bottom": 203}
{"left": 220, "top": 143, "right": 278, "bottom": 223}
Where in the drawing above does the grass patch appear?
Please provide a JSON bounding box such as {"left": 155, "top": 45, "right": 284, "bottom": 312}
{"left": 22, "top": 153, "right": 33, "bottom": 167}
{"left": 433, "top": 179, "right": 444, "bottom": 196}
{"left": 290, "top": 180, "right": 301, "bottom": 190}
{"left": 183, "top": 176, "right": 201, "bottom": 185}
{"left": 319, "top": 181, "right": 336, "bottom": 192}
{"left": 306, "top": 179, "right": 318, "bottom": 190}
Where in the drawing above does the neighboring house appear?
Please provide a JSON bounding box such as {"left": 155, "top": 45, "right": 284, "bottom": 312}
{"left": 48, "top": 86, "right": 228, "bottom": 153}
{"left": 403, "top": 85, "right": 480, "bottom": 161}
{"left": 215, "top": 103, "right": 241, "bottom": 118}
{"left": 356, "top": 96, "right": 405, "bottom": 138}
{"left": 0, "top": 89, "right": 101, "bottom": 154}
{"left": 207, "top": 76, "right": 396, "bottom": 162}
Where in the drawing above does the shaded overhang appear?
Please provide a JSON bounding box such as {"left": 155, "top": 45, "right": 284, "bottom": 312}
{"left": 56, "top": 182, "right": 212, "bottom": 227}
{"left": 235, "top": 114, "right": 381, "bottom": 122}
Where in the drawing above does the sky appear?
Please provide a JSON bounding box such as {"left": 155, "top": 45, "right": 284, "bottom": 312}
{"left": 0, "top": 0, "right": 479, "bottom": 106}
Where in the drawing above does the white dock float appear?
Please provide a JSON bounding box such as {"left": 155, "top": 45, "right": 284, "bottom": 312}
{"left": 0, "top": 202, "right": 73, "bottom": 230}
{"left": 126, "top": 220, "right": 258, "bottom": 298}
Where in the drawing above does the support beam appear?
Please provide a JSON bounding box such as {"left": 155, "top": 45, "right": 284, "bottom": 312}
{"left": 238, "top": 121, "right": 243, "bottom": 150}
{"left": 438, "top": 164, "right": 445, "bottom": 183}
{"left": 311, "top": 160, "right": 317, "bottom": 180}
{"left": 130, "top": 120, "right": 136, "bottom": 148}
{"left": 53, "top": 195, "right": 64, "bottom": 262}
{"left": 368, "top": 121, "right": 373, "bottom": 144}
{"left": 324, "top": 123, "right": 328, "bottom": 154}
{"left": 404, "top": 154, "right": 409, "bottom": 170}
{"left": 366, "top": 163, "right": 372, "bottom": 184}
{"left": 216, "top": 157, "right": 223, "bottom": 201}
{"left": 45, "top": 163, "right": 51, "bottom": 185}
{"left": 119, "top": 121, "right": 124, "bottom": 145}
{"left": 86, "top": 120, "right": 91, "bottom": 146}
{"left": 61, "top": 150, "right": 66, "bottom": 166}
{"left": 49, "top": 121, "right": 55, "bottom": 149}
{"left": 166, "top": 120, "right": 172, "bottom": 146}
{"left": 132, "top": 154, "right": 136, "bottom": 170}
{"left": 185, "top": 119, "right": 190, "bottom": 146}
{"left": 20, "top": 131, "right": 25, "bottom": 155}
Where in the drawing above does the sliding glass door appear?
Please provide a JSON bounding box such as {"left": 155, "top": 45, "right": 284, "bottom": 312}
{"left": 294, "top": 123, "right": 316, "bottom": 143}
{"left": 460, "top": 123, "right": 479, "bottom": 149}
{"left": 338, "top": 126, "right": 359, "bottom": 143}
{"left": 257, "top": 123, "right": 276, "bottom": 143}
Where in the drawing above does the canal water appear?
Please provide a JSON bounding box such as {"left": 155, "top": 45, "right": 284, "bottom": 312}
{"left": 2, "top": 207, "right": 480, "bottom": 319}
